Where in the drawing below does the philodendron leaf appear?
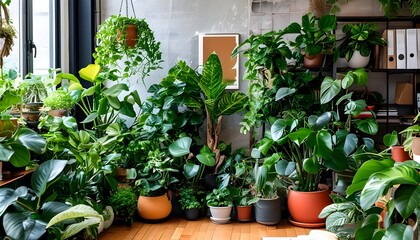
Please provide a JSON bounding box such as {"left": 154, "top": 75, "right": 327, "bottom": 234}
{"left": 32, "top": 160, "right": 68, "bottom": 198}
{"left": 271, "top": 119, "right": 288, "bottom": 141}
{"left": 320, "top": 77, "right": 341, "bottom": 104}
{"left": 15, "top": 127, "right": 46, "bottom": 154}
{"left": 0, "top": 186, "right": 28, "bottom": 216}
{"left": 184, "top": 163, "right": 200, "bottom": 179}
{"left": 47, "top": 204, "right": 103, "bottom": 228}
{"left": 275, "top": 87, "right": 296, "bottom": 101}
{"left": 303, "top": 156, "right": 321, "bottom": 174}
{"left": 354, "top": 118, "right": 378, "bottom": 135}
{"left": 61, "top": 218, "right": 101, "bottom": 240}
{"left": 308, "top": 112, "right": 331, "bottom": 131}
{"left": 275, "top": 160, "right": 295, "bottom": 176}
{"left": 393, "top": 184, "right": 420, "bottom": 219}
{"left": 103, "top": 83, "right": 129, "bottom": 97}
{"left": 78, "top": 64, "right": 101, "bottom": 82}
{"left": 383, "top": 130, "right": 399, "bottom": 147}
{"left": 3, "top": 212, "right": 47, "bottom": 240}
{"left": 383, "top": 223, "right": 414, "bottom": 240}
{"left": 169, "top": 137, "right": 192, "bottom": 157}
{"left": 8, "top": 143, "right": 30, "bottom": 167}
{"left": 54, "top": 73, "right": 80, "bottom": 86}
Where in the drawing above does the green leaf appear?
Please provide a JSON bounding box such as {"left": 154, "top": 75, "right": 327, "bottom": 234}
{"left": 383, "top": 131, "right": 399, "bottom": 147}
{"left": 15, "top": 127, "right": 46, "bottom": 154}
{"left": 0, "top": 92, "right": 21, "bottom": 112}
{"left": 0, "top": 143, "right": 14, "bottom": 162}
{"left": 184, "top": 163, "right": 200, "bottom": 179}
{"left": 308, "top": 112, "right": 331, "bottom": 131}
{"left": 320, "top": 77, "right": 341, "bottom": 104}
{"left": 81, "top": 112, "right": 98, "bottom": 124}
{"left": 303, "top": 156, "right": 321, "bottom": 174}
{"left": 47, "top": 204, "right": 103, "bottom": 228}
{"left": 3, "top": 212, "right": 46, "bottom": 240}
{"left": 169, "top": 137, "right": 192, "bottom": 157}
{"left": 119, "top": 101, "right": 136, "bottom": 117}
{"left": 31, "top": 160, "right": 68, "bottom": 198}
{"left": 103, "top": 83, "right": 129, "bottom": 97}
{"left": 275, "top": 87, "right": 296, "bottom": 101}
{"left": 216, "top": 92, "right": 247, "bottom": 116}
{"left": 355, "top": 214, "right": 380, "bottom": 240}
{"left": 62, "top": 116, "right": 78, "bottom": 130}
{"left": 275, "top": 160, "right": 295, "bottom": 176}
{"left": 271, "top": 119, "right": 288, "bottom": 142}
{"left": 353, "top": 68, "right": 368, "bottom": 85}
{"left": 383, "top": 223, "right": 414, "bottom": 240}
{"left": 0, "top": 186, "right": 28, "bottom": 216}
{"left": 344, "top": 99, "right": 366, "bottom": 116}
{"left": 61, "top": 217, "right": 101, "bottom": 240}
{"left": 360, "top": 165, "right": 420, "bottom": 209}
{"left": 354, "top": 118, "right": 378, "bottom": 135}
{"left": 78, "top": 64, "right": 101, "bottom": 82}
{"left": 55, "top": 73, "right": 80, "bottom": 85}
{"left": 325, "top": 211, "right": 348, "bottom": 232}
{"left": 315, "top": 130, "right": 333, "bottom": 159}
{"left": 342, "top": 72, "right": 355, "bottom": 89}
{"left": 343, "top": 133, "right": 358, "bottom": 156}
{"left": 196, "top": 151, "right": 216, "bottom": 167}
{"left": 393, "top": 185, "right": 420, "bottom": 219}
{"left": 8, "top": 143, "right": 30, "bottom": 167}
{"left": 200, "top": 53, "right": 226, "bottom": 100}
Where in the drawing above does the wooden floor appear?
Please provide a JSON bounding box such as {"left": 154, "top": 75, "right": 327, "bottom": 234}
{"left": 99, "top": 218, "right": 319, "bottom": 240}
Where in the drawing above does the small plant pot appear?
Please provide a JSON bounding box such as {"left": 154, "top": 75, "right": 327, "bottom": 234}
{"left": 0, "top": 118, "right": 19, "bottom": 138}
{"left": 184, "top": 208, "right": 200, "bottom": 221}
{"left": 236, "top": 205, "right": 253, "bottom": 222}
{"left": 391, "top": 145, "right": 411, "bottom": 162}
{"left": 103, "top": 206, "right": 115, "bottom": 229}
{"left": 137, "top": 193, "right": 172, "bottom": 221}
{"left": 303, "top": 53, "right": 325, "bottom": 69}
{"left": 208, "top": 206, "right": 232, "bottom": 224}
{"left": 48, "top": 109, "right": 68, "bottom": 117}
{"left": 118, "top": 24, "right": 137, "bottom": 48}
{"left": 255, "top": 197, "right": 281, "bottom": 225}
{"left": 347, "top": 50, "right": 370, "bottom": 68}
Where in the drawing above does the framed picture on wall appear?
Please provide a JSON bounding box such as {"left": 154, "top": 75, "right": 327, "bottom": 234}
{"left": 198, "top": 33, "right": 240, "bottom": 89}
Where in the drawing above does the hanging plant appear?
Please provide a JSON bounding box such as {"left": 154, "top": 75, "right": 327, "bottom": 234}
{"left": 93, "top": 0, "right": 162, "bottom": 83}
{"left": 0, "top": 1, "right": 16, "bottom": 61}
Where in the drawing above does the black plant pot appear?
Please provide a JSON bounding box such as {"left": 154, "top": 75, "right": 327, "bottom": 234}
{"left": 184, "top": 208, "right": 200, "bottom": 221}
{"left": 255, "top": 198, "right": 281, "bottom": 225}
{"left": 203, "top": 173, "right": 218, "bottom": 190}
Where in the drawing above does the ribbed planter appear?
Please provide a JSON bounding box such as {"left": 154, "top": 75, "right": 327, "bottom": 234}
{"left": 137, "top": 193, "right": 172, "bottom": 221}
{"left": 288, "top": 185, "right": 332, "bottom": 227}
{"left": 347, "top": 50, "right": 370, "bottom": 68}
{"left": 184, "top": 208, "right": 200, "bottom": 221}
{"left": 255, "top": 197, "right": 281, "bottom": 225}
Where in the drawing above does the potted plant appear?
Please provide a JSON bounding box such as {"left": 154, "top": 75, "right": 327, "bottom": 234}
{"left": 18, "top": 73, "right": 50, "bottom": 123}
{"left": 178, "top": 187, "right": 203, "bottom": 221}
{"left": 135, "top": 146, "right": 179, "bottom": 221}
{"left": 43, "top": 89, "right": 75, "bottom": 117}
{"left": 285, "top": 12, "right": 338, "bottom": 69}
{"left": 93, "top": 14, "right": 163, "bottom": 83}
{"left": 206, "top": 187, "right": 233, "bottom": 224}
{"left": 338, "top": 22, "right": 387, "bottom": 68}
{"left": 108, "top": 187, "right": 138, "bottom": 226}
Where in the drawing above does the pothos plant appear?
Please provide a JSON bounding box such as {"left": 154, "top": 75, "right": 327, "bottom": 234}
{"left": 93, "top": 14, "right": 163, "bottom": 83}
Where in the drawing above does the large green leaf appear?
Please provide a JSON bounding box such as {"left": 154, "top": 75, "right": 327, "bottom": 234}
{"left": 275, "top": 87, "right": 296, "bottom": 101}
{"left": 0, "top": 143, "right": 14, "bottom": 162}
{"left": 383, "top": 223, "right": 414, "bottom": 240}
{"left": 360, "top": 165, "right": 420, "bottom": 209}
{"left": 216, "top": 92, "right": 247, "bottom": 116}
{"left": 0, "top": 92, "right": 21, "bottom": 112}
{"left": 318, "top": 14, "right": 337, "bottom": 31}
{"left": 394, "top": 185, "right": 420, "bottom": 219}
{"left": 47, "top": 204, "right": 103, "bottom": 228}
{"left": 0, "top": 186, "right": 28, "bottom": 216}
{"left": 103, "top": 83, "right": 129, "bottom": 97}
{"left": 199, "top": 53, "right": 226, "bottom": 100}
{"left": 303, "top": 156, "right": 321, "bottom": 174}
{"left": 31, "top": 160, "right": 68, "bottom": 198}
{"left": 184, "top": 163, "right": 200, "bottom": 179}
{"left": 196, "top": 148, "right": 216, "bottom": 167}
{"left": 271, "top": 119, "right": 288, "bottom": 142}
{"left": 324, "top": 149, "right": 348, "bottom": 172}
{"left": 169, "top": 137, "right": 192, "bottom": 157}
{"left": 354, "top": 118, "right": 378, "bottom": 135}
{"left": 319, "top": 202, "right": 356, "bottom": 218}
{"left": 355, "top": 214, "right": 381, "bottom": 240}
{"left": 40, "top": 202, "right": 71, "bottom": 223}
{"left": 61, "top": 217, "right": 101, "bottom": 240}
{"left": 275, "top": 160, "right": 295, "bottom": 176}
{"left": 15, "top": 127, "right": 47, "bottom": 154}
{"left": 325, "top": 211, "right": 348, "bottom": 232}
{"left": 343, "top": 133, "right": 358, "bottom": 156}
{"left": 320, "top": 77, "right": 341, "bottom": 104}
{"left": 314, "top": 130, "right": 333, "bottom": 159}
{"left": 308, "top": 112, "right": 331, "bottom": 131}
{"left": 3, "top": 212, "right": 47, "bottom": 240}
{"left": 347, "top": 159, "right": 395, "bottom": 196}
{"left": 8, "top": 143, "right": 30, "bottom": 167}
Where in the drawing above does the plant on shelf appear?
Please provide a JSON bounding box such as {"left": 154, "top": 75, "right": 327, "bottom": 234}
{"left": 345, "top": 158, "right": 420, "bottom": 239}
{"left": 338, "top": 22, "right": 387, "bottom": 68}
{"left": 107, "top": 187, "right": 138, "bottom": 226}
{"left": 43, "top": 89, "right": 75, "bottom": 116}
{"left": 286, "top": 12, "right": 338, "bottom": 68}
{"left": 93, "top": 14, "right": 162, "bottom": 83}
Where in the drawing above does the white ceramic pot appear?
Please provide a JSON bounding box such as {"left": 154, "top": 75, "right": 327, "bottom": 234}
{"left": 208, "top": 206, "right": 232, "bottom": 223}
{"left": 103, "top": 206, "right": 115, "bottom": 229}
{"left": 97, "top": 220, "right": 104, "bottom": 234}
{"left": 347, "top": 50, "right": 370, "bottom": 68}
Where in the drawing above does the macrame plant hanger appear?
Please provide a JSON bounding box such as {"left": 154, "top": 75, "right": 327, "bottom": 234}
{"left": 119, "top": 0, "right": 136, "bottom": 18}
{"left": 0, "top": 2, "right": 13, "bottom": 70}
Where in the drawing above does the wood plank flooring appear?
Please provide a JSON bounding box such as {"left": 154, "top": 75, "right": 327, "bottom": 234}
{"left": 99, "top": 218, "right": 318, "bottom": 240}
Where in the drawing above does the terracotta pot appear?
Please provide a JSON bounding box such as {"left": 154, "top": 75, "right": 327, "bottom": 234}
{"left": 347, "top": 50, "right": 370, "bottom": 68}
{"left": 22, "top": 111, "right": 40, "bottom": 122}
{"left": 119, "top": 24, "right": 137, "bottom": 48}
{"left": 48, "top": 109, "right": 68, "bottom": 117}
{"left": 236, "top": 205, "right": 253, "bottom": 222}
{"left": 255, "top": 197, "right": 281, "bottom": 225}
{"left": 115, "top": 168, "right": 128, "bottom": 183}
{"left": 303, "top": 53, "right": 325, "bottom": 69}
{"left": 391, "top": 145, "right": 411, "bottom": 162}
{"left": 288, "top": 184, "right": 332, "bottom": 227}
{"left": 137, "top": 193, "right": 172, "bottom": 221}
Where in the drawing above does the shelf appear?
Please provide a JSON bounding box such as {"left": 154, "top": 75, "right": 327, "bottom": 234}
{"left": 0, "top": 169, "right": 34, "bottom": 187}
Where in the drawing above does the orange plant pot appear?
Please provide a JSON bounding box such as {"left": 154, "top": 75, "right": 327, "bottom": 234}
{"left": 137, "top": 193, "right": 172, "bottom": 220}
{"left": 391, "top": 146, "right": 411, "bottom": 162}
{"left": 236, "top": 205, "right": 253, "bottom": 222}
{"left": 288, "top": 185, "right": 332, "bottom": 227}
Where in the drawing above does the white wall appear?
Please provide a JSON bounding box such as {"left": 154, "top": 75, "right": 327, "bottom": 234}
{"left": 100, "top": 0, "right": 387, "bottom": 150}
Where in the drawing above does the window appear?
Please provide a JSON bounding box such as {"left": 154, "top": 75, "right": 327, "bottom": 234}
{"left": 3, "top": 0, "right": 60, "bottom": 76}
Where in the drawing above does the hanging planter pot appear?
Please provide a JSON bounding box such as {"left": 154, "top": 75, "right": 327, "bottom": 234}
{"left": 347, "top": 50, "right": 370, "bottom": 68}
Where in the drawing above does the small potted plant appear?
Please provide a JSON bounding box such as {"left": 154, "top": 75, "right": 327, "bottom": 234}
{"left": 107, "top": 187, "right": 138, "bottom": 226}
{"left": 206, "top": 187, "right": 233, "bottom": 224}
{"left": 338, "top": 22, "right": 387, "bottom": 68}
{"left": 178, "top": 187, "right": 203, "bottom": 221}
{"left": 285, "top": 12, "right": 337, "bottom": 69}
{"left": 43, "top": 89, "right": 75, "bottom": 117}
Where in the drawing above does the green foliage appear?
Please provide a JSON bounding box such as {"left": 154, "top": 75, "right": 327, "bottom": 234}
{"left": 44, "top": 89, "right": 75, "bottom": 110}
{"left": 108, "top": 188, "right": 138, "bottom": 219}
{"left": 93, "top": 14, "right": 163, "bottom": 82}
{"left": 205, "top": 188, "right": 233, "bottom": 207}
{"left": 178, "top": 187, "right": 202, "bottom": 210}
{"left": 339, "top": 23, "right": 387, "bottom": 61}
{"left": 379, "top": 0, "right": 420, "bottom": 17}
